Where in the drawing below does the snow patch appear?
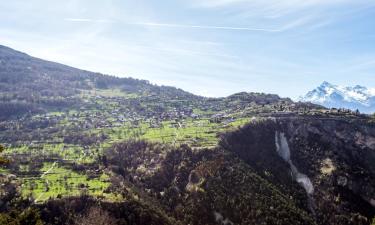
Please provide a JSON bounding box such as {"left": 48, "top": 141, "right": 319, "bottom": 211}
{"left": 301, "top": 82, "right": 375, "bottom": 113}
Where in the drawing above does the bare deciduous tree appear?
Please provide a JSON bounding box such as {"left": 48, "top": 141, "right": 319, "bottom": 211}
{"left": 0, "top": 144, "right": 9, "bottom": 165}
{"left": 74, "top": 207, "right": 117, "bottom": 225}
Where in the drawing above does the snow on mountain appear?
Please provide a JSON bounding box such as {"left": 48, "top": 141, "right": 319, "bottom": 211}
{"left": 300, "top": 81, "right": 375, "bottom": 114}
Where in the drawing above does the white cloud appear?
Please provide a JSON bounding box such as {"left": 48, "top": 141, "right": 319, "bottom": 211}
{"left": 128, "top": 22, "right": 280, "bottom": 32}
{"left": 191, "top": 0, "right": 370, "bottom": 12}
{"left": 187, "top": 0, "right": 375, "bottom": 30}
{"left": 64, "top": 18, "right": 114, "bottom": 23}
{"left": 2, "top": 0, "right": 374, "bottom": 98}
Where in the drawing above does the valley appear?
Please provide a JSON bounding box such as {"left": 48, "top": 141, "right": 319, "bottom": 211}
{"left": 0, "top": 45, "right": 374, "bottom": 225}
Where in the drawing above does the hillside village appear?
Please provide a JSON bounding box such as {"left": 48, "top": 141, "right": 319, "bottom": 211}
{"left": 0, "top": 45, "right": 374, "bottom": 225}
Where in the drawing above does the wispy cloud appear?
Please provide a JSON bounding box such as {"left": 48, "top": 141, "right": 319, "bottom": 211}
{"left": 128, "top": 22, "right": 280, "bottom": 32}
{"left": 188, "top": 0, "right": 375, "bottom": 30}
{"left": 3, "top": 0, "right": 375, "bottom": 98}
{"left": 64, "top": 19, "right": 282, "bottom": 32}
{"left": 116, "top": 42, "right": 238, "bottom": 59}
{"left": 341, "top": 58, "right": 375, "bottom": 72}
{"left": 191, "top": 0, "right": 371, "bottom": 12}
{"left": 64, "top": 18, "right": 114, "bottom": 23}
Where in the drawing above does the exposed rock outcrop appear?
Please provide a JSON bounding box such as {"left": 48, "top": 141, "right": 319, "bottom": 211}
{"left": 221, "top": 116, "right": 375, "bottom": 225}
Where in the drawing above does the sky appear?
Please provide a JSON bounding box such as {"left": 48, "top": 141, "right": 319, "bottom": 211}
{"left": 1, "top": 0, "right": 375, "bottom": 98}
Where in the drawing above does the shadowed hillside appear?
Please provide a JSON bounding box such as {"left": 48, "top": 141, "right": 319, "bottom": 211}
{"left": 0, "top": 45, "right": 374, "bottom": 225}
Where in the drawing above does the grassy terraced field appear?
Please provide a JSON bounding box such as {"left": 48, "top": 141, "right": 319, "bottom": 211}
{"left": 21, "top": 162, "right": 119, "bottom": 203}
{"left": 3, "top": 106, "right": 256, "bottom": 203}
{"left": 6, "top": 117, "right": 254, "bottom": 155}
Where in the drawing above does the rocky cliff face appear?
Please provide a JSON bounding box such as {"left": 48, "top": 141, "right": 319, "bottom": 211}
{"left": 283, "top": 117, "right": 375, "bottom": 223}
{"left": 221, "top": 116, "right": 375, "bottom": 225}
{"left": 99, "top": 116, "right": 375, "bottom": 225}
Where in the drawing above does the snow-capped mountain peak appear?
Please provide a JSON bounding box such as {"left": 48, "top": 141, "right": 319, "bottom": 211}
{"left": 301, "top": 82, "right": 375, "bottom": 114}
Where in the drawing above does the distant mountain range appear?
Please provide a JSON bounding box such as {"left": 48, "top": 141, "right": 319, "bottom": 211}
{"left": 301, "top": 81, "right": 375, "bottom": 114}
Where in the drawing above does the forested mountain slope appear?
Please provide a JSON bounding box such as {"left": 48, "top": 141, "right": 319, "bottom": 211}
{"left": 0, "top": 45, "right": 197, "bottom": 119}
{"left": 0, "top": 45, "right": 374, "bottom": 225}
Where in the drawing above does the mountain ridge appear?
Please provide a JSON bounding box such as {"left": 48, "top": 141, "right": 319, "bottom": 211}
{"left": 301, "top": 81, "right": 375, "bottom": 114}
{"left": 0, "top": 44, "right": 374, "bottom": 225}
{"left": 0, "top": 44, "right": 301, "bottom": 120}
{"left": 0, "top": 44, "right": 295, "bottom": 100}
{"left": 0, "top": 44, "right": 198, "bottom": 97}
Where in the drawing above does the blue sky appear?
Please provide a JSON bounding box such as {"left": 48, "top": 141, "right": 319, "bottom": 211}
{"left": 1, "top": 0, "right": 375, "bottom": 98}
